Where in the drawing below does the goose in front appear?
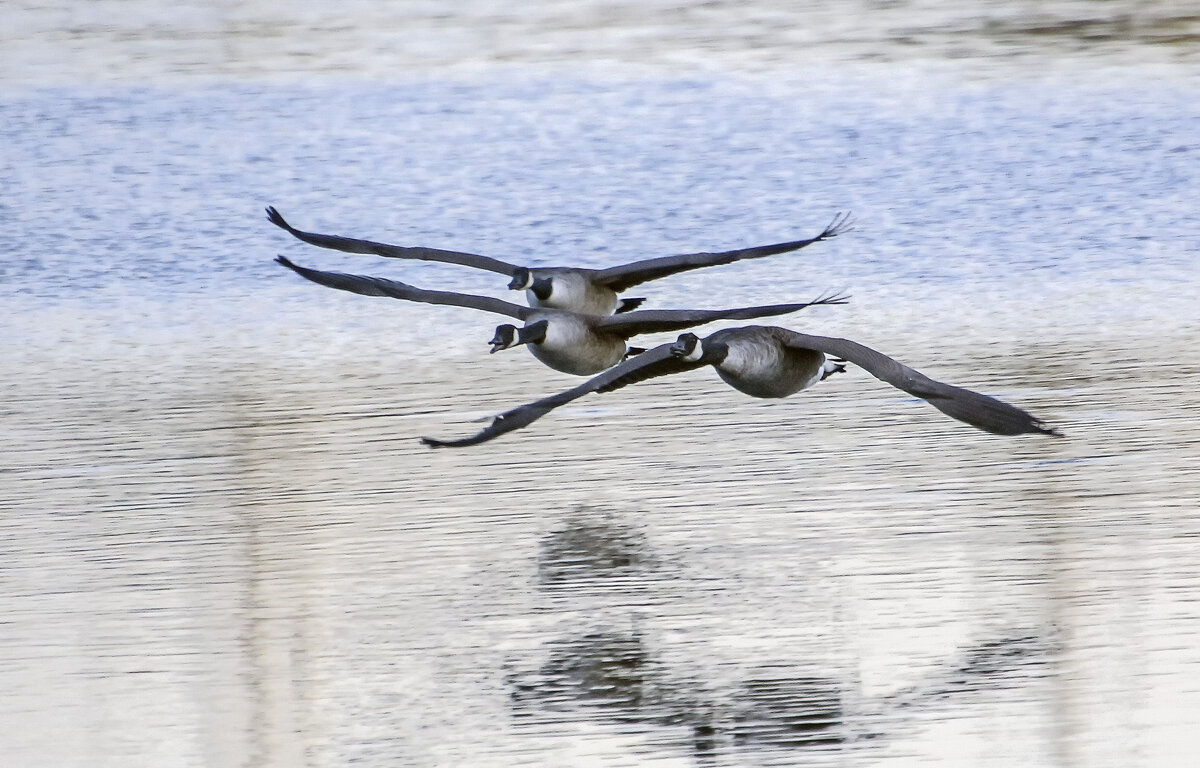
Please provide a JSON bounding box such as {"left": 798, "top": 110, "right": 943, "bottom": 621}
{"left": 267, "top": 207, "right": 852, "bottom": 316}
{"left": 422, "top": 325, "right": 1062, "bottom": 447}
{"left": 275, "top": 257, "right": 847, "bottom": 376}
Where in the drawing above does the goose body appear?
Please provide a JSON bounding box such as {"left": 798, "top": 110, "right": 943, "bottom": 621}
{"left": 705, "top": 326, "right": 832, "bottom": 398}
{"left": 422, "top": 325, "right": 1061, "bottom": 447}
{"left": 521, "top": 311, "right": 630, "bottom": 376}
{"left": 268, "top": 207, "right": 851, "bottom": 316}
{"left": 275, "top": 257, "right": 847, "bottom": 376}
{"left": 515, "top": 268, "right": 628, "bottom": 316}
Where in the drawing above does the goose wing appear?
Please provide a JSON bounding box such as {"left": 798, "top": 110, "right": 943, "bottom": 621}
{"left": 267, "top": 207, "right": 520, "bottom": 275}
{"left": 422, "top": 343, "right": 705, "bottom": 448}
{"left": 275, "top": 256, "right": 528, "bottom": 318}
{"left": 774, "top": 329, "right": 1061, "bottom": 436}
{"left": 590, "top": 212, "right": 852, "bottom": 292}
{"left": 594, "top": 291, "right": 848, "bottom": 338}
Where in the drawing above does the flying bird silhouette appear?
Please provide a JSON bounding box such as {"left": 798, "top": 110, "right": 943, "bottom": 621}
{"left": 422, "top": 326, "right": 1062, "bottom": 447}
{"left": 276, "top": 256, "right": 848, "bottom": 376}
{"left": 268, "top": 206, "right": 852, "bottom": 315}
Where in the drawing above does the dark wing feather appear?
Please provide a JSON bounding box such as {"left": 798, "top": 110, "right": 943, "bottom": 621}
{"left": 592, "top": 212, "right": 853, "bottom": 292}
{"left": 275, "top": 256, "right": 528, "bottom": 318}
{"left": 422, "top": 344, "right": 703, "bottom": 448}
{"left": 774, "top": 329, "right": 1061, "bottom": 436}
{"left": 594, "top": 292, "right": 849, "bottom": 338}
{"left": 267, "top": 207, "right": 519, "bottom": 275}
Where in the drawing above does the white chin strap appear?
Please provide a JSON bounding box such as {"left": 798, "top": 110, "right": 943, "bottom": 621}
{"left": 680, "top": 339, "right": 704, "bottom": 362}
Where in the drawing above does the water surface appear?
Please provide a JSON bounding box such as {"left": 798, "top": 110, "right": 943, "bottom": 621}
{"left": 3, "top": 3, "right": 1200, "bottom": 767}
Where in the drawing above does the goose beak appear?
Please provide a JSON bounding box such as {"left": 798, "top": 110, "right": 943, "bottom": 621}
{"left": 507, "top": 268, "right": 532, "bottom": 291}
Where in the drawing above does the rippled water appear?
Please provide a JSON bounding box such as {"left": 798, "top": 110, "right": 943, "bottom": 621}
{"left": 3, "top": 3, "right": 1200, "bottom": 767}
{"left": 4, "top": 0, "right": 1198, "bottom": 84}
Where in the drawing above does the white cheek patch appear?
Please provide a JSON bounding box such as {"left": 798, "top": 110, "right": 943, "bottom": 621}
{"left": 681, "top": 339, "right": 704, "bottom": 362}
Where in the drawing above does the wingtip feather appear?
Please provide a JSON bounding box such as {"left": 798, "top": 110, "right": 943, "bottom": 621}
{"left": 265, "top": 206, "right": 290, "bottom": 229}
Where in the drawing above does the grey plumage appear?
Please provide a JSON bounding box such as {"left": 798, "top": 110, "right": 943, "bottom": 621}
{"left": 422, "top": 325, "right": 1062, "bottom": 447}
{"left": 268, "top": 206, "right": 852, "bottom": 315}
{"left": 275, "top": 256, "right": 847, "bottom": 375}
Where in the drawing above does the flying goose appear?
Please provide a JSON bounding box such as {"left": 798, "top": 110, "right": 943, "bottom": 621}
{"left": 422, "top": 325, "right": 1061, "bottom": 447}
{"left": 275, "top": 257, "right": 848, "bottom": 376}
{"left": 267, "top": 207, "right": 852, "bottom": 316}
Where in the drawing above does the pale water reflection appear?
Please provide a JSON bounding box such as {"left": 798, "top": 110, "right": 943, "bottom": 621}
{"left": 3, "top": 1, "right": 1200, "bottom": 766}
{"left": 4, "top": 327, "right": 1199, "bottom": 766}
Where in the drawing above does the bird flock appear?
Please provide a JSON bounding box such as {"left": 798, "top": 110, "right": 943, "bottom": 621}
{"left": 269, "top": 208, "right": 1061, "bottom": 447}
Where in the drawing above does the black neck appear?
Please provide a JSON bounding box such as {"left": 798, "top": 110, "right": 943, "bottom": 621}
{"left": 521, "top": 320, "right": 550, "bottom": 345}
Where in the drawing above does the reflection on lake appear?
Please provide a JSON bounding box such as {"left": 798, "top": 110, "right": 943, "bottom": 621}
{"left": 3, "top": 1, "right": 1200, "bottom": 766}
{"left": 514, "top": 507, "right": 1060, "bottom": 762}
{"left": 5, "top": 327, "right": 1199, "bottom": 766}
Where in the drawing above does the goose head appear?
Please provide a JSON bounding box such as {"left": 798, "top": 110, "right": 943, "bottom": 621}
{"left": 671, "top": 332, "right": 726, "bottom": 364}
{"left": 507, "top": 267, "right": 535, "bottom": 291}
{"left": 489, "top": 324, "right": 520, "bottom": 353}
{"left": 490, "top": 320, "right": 549, "bottom": 353}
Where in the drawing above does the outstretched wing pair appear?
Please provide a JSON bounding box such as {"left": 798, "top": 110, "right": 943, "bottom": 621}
{"left": 276, "top": 253, "right": 849, "bottom": 340}
{"left": 268, "top": 206, "right": 853, "bottom": 296}
{"left": 422, "top": 328, "right": 1062, "bottom": 448}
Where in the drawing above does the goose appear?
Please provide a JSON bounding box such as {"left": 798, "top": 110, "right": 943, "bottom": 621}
{"left": 421, "top": 325, "right": 1061, "bottom": 447}
{"left": 275, "top": 257, "right": 848, "bottom": 376}
{"left": 267, "top": 207, "right": 852, "bottom": 316}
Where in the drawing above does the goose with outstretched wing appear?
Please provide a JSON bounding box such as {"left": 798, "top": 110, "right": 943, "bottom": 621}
{"left": 422, "top": 325, "right": 1062, "bottom": 447}
{"left": 268, "top": 206, "right": 851, "bottom": 316}
{"left": 276, "top": 257, "right": 847, "bottom": 376}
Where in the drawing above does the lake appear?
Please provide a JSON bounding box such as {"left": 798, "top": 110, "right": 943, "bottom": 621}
{"left": 2, "top": 2, "right": 1199, "bottom": 767}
